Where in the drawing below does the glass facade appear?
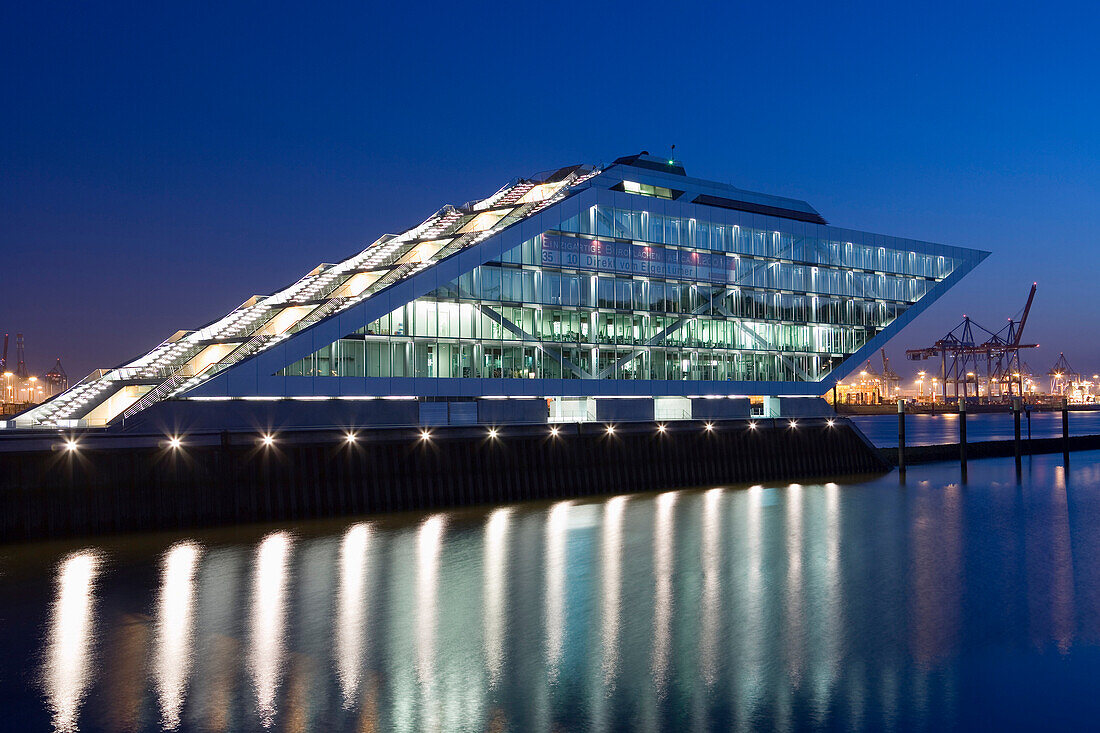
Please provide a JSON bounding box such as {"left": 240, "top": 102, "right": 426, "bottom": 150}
{"left": 15, "top": 154, "right": 985, "bottom": 430}
{"left": 279, "top": 203, "right": 963, "bottom": 385}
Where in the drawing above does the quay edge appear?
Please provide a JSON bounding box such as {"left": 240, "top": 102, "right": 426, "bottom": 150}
{"left": 0, "top": 417, "right": 887, "bottom": 542}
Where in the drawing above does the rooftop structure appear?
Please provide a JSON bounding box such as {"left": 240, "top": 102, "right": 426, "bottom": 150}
{"left": 8, "top": 153, "right": 988, "bottom": 430}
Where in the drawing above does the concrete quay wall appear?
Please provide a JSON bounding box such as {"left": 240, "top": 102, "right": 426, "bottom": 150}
{"left": 0, "top": 418, "right": 887, "bottom": 541}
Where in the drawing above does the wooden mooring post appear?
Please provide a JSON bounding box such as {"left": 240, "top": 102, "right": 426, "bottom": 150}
{"left": 1063, "top": 402, "right": 1071, "bottom": 468}
{"left": 897, "top": 399, "right": 906, "bottom": 474}
{"left": 1013, "top": 397, "right": 1022, "bottom": 473}
{"left": 959, "top": 398, "right": 968, "bottom": 480}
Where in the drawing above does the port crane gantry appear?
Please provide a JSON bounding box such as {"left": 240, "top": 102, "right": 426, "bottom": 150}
{"left": 905, "top": 283, "right": 1037, "bottom": 402}
{"left": 1047, "top": 353, "right": 1082, "bottom": 396}
{"left": 880, "top": 348, "right": 900, "bottom": 395}
{"left": 13, "top": 334, "right": 28, "bottom": 380}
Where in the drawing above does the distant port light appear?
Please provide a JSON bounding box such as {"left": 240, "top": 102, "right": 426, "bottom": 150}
{"left": 488, "top": 428, "right": 499, "bottom": 439}
{"left": 826, "top": 419, "right": 836, "bottom": 428}
{"left": 657, "top": 423, "right": 667, "bottom": 433}
{"left": 345, "top": 432, "right": 357, "bottom": 444}
{"left": 549, "top": 426, "right": 560, "bottom": 438}
{"left": 261, "top": 434, "right": 275, "bottom": 447}
{"left": 748, "top": 421, "right": 757, "bottom": 430}
{"left": 64, "top": 438, "right": 78, "bottom": 452}
{"left": 605, "top": 424, "right": 616, "bottom": 435}
{"left": 419, "top": 429, "right": 432, "bottom": 441}
{"left": 168, "top": 436, "right": 182, "bottom": 449}
{"left": 704, "top": 422, "right": 714, "bottom": 432}
{"left": 788, "top": 420, "right": 798, "bottom": 429}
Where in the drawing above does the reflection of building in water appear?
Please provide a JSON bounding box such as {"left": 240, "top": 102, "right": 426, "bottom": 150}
{"left": 336, "top": 524, "right": 372, "bottom": 708}
{"left": 483, "top": 509, "right": 511, "bottom": 689}
{"left": 415, "top": 516, "right": 444, "bottom": 685}
{"left": 283, "top": 654, "right": 315, "bottom": 733}
{"left": 294, "top": 536, "right": 339, "bottom": 726}
{"left": 700, "top": 488, "right": 723, "bottom": 686}
{"left": 544, "top": 501, "right": 571, "bottom": 683}
{"left": 383, "top": 527, "right": 417, "bottom": 733}
{"left": 909, "top": 484, "right": 963, "bottom": 667}
{"left": 249, "top": 532, "right": 293, "bottom": 728}
{"left": 43, "top": 551, "right": 101, "bottom": 733}
{"left": 591, "top": 495, "right": 628, "bottom": 732}
{"left": 1028, "top": 467, "right": 1076, "bottom": 652}
{"left": 782, "top": 483, "right": 846, "bottom": 727}
{"left": 599, "top": 495, "right": 627, "bottom": 686}
{"left": 103, "top": 614, "right": 148, "bottom": 732}
{"left": 1051, "top": 468, "right": 1076, "bottom": 652}
{"left": 731, "top": 485, "right": 767, "bottom": 732}
{"left": 414, "top": 515, "right": 446, "bottom": 730}
{"left": 813, "top": 483, "right": 842, "bottom": 722}
{"left": 29, "top": 484, "right": 1048, "bottom": 731}
{"left": 153, "top": 542, "right": 202, "bottom": 731}
{"left": 188, "top": 546, "right": 244, "bottom": 732}
{"left": 434, "top": 514, "right": 490, "bottom": 730}
{"left": 784, "top": 483, "right": 805, "bottom": 692}
{"left": 651, "top": 492, "right": 677, "bottom": 694}
{"left": 358, "top": 672, "right": 380, "bottom": 733}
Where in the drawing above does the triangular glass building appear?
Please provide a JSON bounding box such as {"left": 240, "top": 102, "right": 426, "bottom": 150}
{"left": 10, "top": 153, "right": 987, "bottom": 430}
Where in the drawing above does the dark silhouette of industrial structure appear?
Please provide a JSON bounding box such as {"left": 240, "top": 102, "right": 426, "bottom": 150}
{"left": 45, "top": 358, "right": 68, "bottom": 394}
{"left": 906, "top": 283, "right": 1037, "bottom": 401}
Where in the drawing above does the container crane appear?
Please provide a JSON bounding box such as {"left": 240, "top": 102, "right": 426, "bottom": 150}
{"left": 1048, "top": 353, "right": 1081, "bottom": 396}
{"left": 14, "top": 334, "right": 28, "bottom": 380}
{"left": 906, "top": 283, "right": 1038, "bottom": 402}
{"left": 881, "top": 348, "right": 900, "bottom": 396}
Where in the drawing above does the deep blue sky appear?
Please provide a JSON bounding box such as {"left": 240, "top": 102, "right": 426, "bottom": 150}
{"left": 3, "top": 1, "right": 1098, "bottom": 383}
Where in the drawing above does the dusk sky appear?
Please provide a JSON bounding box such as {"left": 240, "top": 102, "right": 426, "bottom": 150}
{"left": 3, "top": 1, "right": 1098, "bottom": 383}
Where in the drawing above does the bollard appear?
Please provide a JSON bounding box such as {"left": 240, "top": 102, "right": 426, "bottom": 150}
{"left": 897, "top": 399, "right": 906, "bottom": 474}
{"left": 1013, "top": 397, "right": 1022, "bottom": 473}
{"left": 959, "top": 397, "right": 968, "bottom": 476}
{"left": 1063, "top": 403, "right": 1070, "bottom": 467}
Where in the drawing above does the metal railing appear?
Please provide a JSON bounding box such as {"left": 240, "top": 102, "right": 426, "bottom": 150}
{"left": 120, "top": 366, "right": 198, "bottom": 420}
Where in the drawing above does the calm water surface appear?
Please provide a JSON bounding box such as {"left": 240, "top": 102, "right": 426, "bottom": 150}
{"left": 4, "top": 452, "right": 1100, "bottom": 731}
{"left": 853, "top": 409, "right": 1100, "bottom": 447}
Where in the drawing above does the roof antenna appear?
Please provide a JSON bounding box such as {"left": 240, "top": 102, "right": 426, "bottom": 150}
{"left": 669, "top": 144, "right": 676, "bottom": 165}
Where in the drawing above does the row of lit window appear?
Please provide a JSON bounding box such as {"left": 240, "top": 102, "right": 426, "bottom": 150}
{"left": 553, "top": 207, "right": 955, "bottom": 278}
{"left": 448, "top": 262, "right": 931, "bottom": 311}
{"left": 279, "top": 343, "right": 840, "bottom": 382}
{"left": 358, "top": 301, "right": 886, "bottom": 346}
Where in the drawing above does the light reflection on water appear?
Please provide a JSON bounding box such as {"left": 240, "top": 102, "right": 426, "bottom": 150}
{"left": 248, "top": 532, "right": 291, "bottom": 728}
{"left": 699, "top": 487, "right": 722, "bottom": 687}
{"left": 543, "top": 500, "right": 570, "bottom": 684}
{"left": 153, "top": 542, "right": 201, "bottom": 730}
{"left": 482, "top": 508, "right": 509, "bottom": 690}
{"left": 15, "top": 452, "right": 1100, "bottom": 730}
{"left": 335, "top": 523, "right": 370, "bottom": 708}
{"left": 42, "top": 551, "right": 100, "bottom": 733}
{"left": 651, "top": 491, "right": 677, "bottom": 696}
{"left": 599, "top": 495, "right": 627, "bottom": 688}
{"left": 854, "top": 410, "right": 1100, "bottom": 447}
{"left": 413, "top": 514, "right": 444, "bottom": 731}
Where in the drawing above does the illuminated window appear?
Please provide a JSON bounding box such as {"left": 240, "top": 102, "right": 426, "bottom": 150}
{"left": 621, "top": 181, "right": 675, "bottom": 200}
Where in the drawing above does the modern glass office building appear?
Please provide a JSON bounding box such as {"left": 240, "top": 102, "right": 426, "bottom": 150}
{"left": 9, "top": 153, "right": 987, "bottom": 430}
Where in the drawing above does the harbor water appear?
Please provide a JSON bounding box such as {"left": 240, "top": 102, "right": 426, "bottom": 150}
{"left": 3, "top": 452, "right": 1100, "bottom": 731}
{"left": 852, "top": 409, "right": 1100, "bottom": 447}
